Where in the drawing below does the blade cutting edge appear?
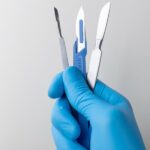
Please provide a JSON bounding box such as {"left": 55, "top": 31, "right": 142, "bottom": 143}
{"left": 96, "top": 2, "right": 111, "bottom": 49}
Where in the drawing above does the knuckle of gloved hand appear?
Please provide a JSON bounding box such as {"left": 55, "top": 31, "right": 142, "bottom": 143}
{"left": 115, "top": 93, "right": 133, "bottom": 110}
{"left": 51, "top": 99, "right": 68, "bottom": 129}
{"left": 48, "top": 72, "right": 64, "bottom": 98}
{"left": 51, "top": 100, "right": 80, "bottom": 140}
{"left": 92, "top": 106, "right": 126, "bottom": 127}
{"left": 106, "top": 106, "right": 126, "bottom": 125}
{"left": 51, "top": 100, "right": 60, "bottom": 127}
{"left": 66, "top": 123, "right": 80, "bottom": 140}
{"left": 123, "top": 97, "right": 133, "bottom": 111}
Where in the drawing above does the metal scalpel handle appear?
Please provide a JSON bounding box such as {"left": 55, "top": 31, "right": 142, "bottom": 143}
{"left": 59, "top": 38, "right": 69, "bottom": 69}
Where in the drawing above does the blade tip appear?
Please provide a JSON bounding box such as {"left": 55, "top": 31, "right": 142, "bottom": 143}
{"left": 78, "top": 6, "right": 84, "bottom": 15}
{"left": 79, "top": 6, "right": 83, "bottom": 11}
{"left": 102, "top": 2, "right": 111, "bottom": 13}
{"left": 76, "top": 6, "right": 84, "bottom": 26}
{"left": 54, "top": 7, "right": 59, "bottom": 19}
{"left": 54, "top": 7, "right": 57, "bottom": 12}
{"left": 105, "top": 2, "right": 111, "bottom": 8}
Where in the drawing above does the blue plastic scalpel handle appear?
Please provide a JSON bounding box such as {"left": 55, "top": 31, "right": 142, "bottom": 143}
{"left": 73, "top": 40, "right": 89, "bottom": 149}
{"left": 73, "top": 40, "right": 87, "bottom": 77}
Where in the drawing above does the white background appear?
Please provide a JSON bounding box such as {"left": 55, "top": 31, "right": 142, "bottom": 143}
{"left": 0, "top": 0, "right": 149, "bottom": 149}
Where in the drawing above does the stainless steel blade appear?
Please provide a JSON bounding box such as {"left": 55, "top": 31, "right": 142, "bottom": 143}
{"left": 76, "top": 7, "right": 86, "bottom": 52}
{"left": 54, "top": 7, "right": 69, "bottom": 69}
{"left": 96, "top": 2, "right": 111, "bottom": 49}
{"left": 54, "top": 7, "right": 63, "bottom": 38}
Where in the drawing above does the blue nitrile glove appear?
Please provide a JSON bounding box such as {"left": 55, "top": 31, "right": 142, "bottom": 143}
{"left": 48, "top": 67, "right": 146, "bottom": 150}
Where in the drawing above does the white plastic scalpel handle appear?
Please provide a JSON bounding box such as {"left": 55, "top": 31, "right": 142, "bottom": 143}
{"left": 87, "top": 49, "right": 102, "bottom": 89}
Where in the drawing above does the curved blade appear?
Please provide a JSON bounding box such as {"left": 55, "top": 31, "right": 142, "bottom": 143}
{"left": 54, "top": 7, "right": 62, "bottom": 38}
{"left": 96, "top": 2, "right": 111, "bottom": 49}
{"left": 76, "top": 7, "right": 86, "bottom": 52}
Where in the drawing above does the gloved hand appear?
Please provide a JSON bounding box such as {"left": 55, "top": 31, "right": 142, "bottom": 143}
{"left": 48, "top": 67, "right": 146, "bottom": 150}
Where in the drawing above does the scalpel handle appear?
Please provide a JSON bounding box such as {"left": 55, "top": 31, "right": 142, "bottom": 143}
{"left": 73, "top": 41, "right": 89, "bottom": 149}
{"left": 59, "top": 38, "right": 69, "bottom": 69}
{"left": 87, "top": 49, "right": 102, "bottom": 89}
{"left": 73, "top": 42, "right": 87, "bottom": 77}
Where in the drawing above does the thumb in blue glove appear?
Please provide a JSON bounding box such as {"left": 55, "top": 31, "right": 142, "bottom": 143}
{"left": 48, "top": 67, "right": 146, "bottom": 150}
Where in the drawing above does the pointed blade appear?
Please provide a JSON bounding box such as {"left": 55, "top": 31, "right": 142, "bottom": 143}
{"left": 96, "top": 2, "right": 111, "bottom": 48}
{"left": 54, "top": 7, "right": 59, "bottom": 21}
{"left": 76, "top": 7, "right": 86, "bottom": 52}
{"left": 54, "top": 7, "right": 63, "bottom": 37}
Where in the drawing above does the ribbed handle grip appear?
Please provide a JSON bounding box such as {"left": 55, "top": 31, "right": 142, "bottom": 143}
{"left": 73, "top": 41, "right": 89, "bottom": 149}
{"left": 73, "top": 42, "right": 87, "bottom": 77}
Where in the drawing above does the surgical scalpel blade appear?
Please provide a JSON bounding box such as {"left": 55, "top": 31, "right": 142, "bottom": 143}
{"left": 54, "top": 7, "right": 69, "bottom": 69}
{"left": 87, "top": 2, "right": 111, "bottom": 89}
